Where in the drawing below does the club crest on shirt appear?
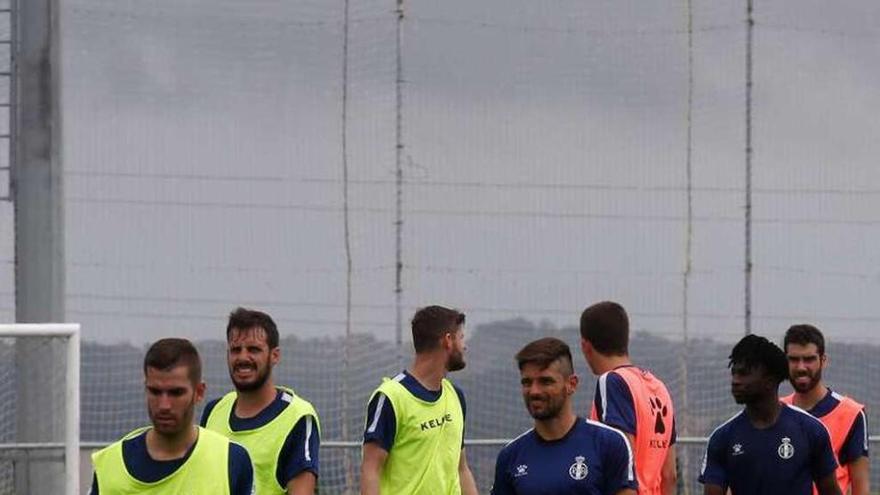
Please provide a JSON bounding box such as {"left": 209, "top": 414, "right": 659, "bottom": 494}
{"left": 514, "top": 464, "right": 529, "bottom": 478}
{"left": 731, "top": 443, "right": 744, "bottom": 456}
{"left": 777, "top": 437, "right": 795, "bottom": 459}
{"left": 569, "top": 455, "right": 589, "bottom": 480}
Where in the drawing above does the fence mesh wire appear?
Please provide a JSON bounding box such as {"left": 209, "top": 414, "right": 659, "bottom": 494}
{"left": 1, "top": 0, "right": 880, "bottom": 493}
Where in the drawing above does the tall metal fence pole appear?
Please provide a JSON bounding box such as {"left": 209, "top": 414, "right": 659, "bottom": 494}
{"left": 11, "top": 0, "right": 66, "bottom": 493}
{"left": 744, "top": 0, "right": 754, "bottom": 336}
{"left": 394, "top": 0, "right": 406, "bottom": 371}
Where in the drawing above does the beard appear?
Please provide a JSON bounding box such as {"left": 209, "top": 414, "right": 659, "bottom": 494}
{"left": 789, "top": 368, "right": 822, "bottom": 393}
{"left": 230, "top": 361, "right": 272, "bottom": 392}
{"left": 447, "top": 350, "right": 466, "bottom": 372}
{"left": 525, "top": 394, "right": 565, "bottom": 420}
{"left": 149, "top": 398, "right": 195, "bottom": 437}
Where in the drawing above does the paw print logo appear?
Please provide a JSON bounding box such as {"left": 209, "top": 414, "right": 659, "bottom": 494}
{"left": 649, "top": 397, "right": 668, "bottom": 434}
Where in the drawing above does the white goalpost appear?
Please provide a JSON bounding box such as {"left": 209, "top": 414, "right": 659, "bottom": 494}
{"left": 0, "top": 324, "right": 80, "bottom": 495}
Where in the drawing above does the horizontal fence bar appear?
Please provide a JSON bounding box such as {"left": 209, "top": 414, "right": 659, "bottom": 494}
{"left": 7, "top": 435, "right": 880, "bottom": 451}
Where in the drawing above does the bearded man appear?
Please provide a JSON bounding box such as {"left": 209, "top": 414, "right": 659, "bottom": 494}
{"left": 781, "top": 324, "right": 869, "bottom": 495}
{"left": 202, "top": 307, "right": 321, "bottom": 495}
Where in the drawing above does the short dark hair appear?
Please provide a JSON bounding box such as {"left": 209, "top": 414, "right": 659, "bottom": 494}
{"left": 144, "top": 338, "right": 202, "bottom": 384}
{"left": 515, "top": 337, "right": 574, "bottom": 376}
{"left": 411, "top": 305, "right": 465, "bottom": 353}
{"left": 729, "top": 334, "right": 788, "bottom": 384}
{"left": 579, "top": 301, "right": 629, "bottom": 355}
{"left": 226, "top": 307, "right": 279, "bottom": 349}
{"left": 783, "top": 324, "right": 825, "bottom": 356}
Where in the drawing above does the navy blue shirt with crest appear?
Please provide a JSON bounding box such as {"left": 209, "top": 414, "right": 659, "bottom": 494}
{"left": 491, "top": 418, "right": 637, "bottom": 495}
{"left": 699, "top": 403, "right": 838, "bottom": 495}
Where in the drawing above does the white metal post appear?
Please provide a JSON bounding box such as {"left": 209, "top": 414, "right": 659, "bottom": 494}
{"left": 0, "top": 324, "right": 80, "bottom": 495}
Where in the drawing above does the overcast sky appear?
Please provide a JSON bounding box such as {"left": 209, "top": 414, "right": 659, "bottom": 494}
{"left": 3, "top": 0, "right": 879, "bottom": 345}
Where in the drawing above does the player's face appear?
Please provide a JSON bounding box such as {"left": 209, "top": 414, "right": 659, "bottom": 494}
{"left": 785, "top": 343, "right": 825, "bottom": 393}
{"left": 445, "top": 326, "right": 467, "bottom": 372}
{"left": 145, "top": 365, "right": 205, "bottom": 437}
{"left": 227, "top": 327, "right": 279, "bottom": 392}
{"left": 520, "top": 360, "right": 577, "bottom": 421}
{"left": 730, "top": 362, "right": 772, "bottom": 405}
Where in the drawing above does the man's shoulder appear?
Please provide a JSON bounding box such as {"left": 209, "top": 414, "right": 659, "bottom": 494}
{"left": 278, "top": 386, "right": 319, "bottom": 415}
{"left": 780, "top": 404, "right": 835, "bottom": 443}
{"left": 830, "top": 391, "right": 865, "bottom": 411}
{"left": 199, "top": 425, "right": 235, "bottom": 444}
{"left": 707, "top": 411, "right": 745, "bottom": 443}
{"left": 93, "top": 428, "right": 147, "bottom": 461}
{"left": 583, "top": 418, "right": 630, "bottom": 444}
{"left": 497, "top": 428, "right": 536, "bottom": 457}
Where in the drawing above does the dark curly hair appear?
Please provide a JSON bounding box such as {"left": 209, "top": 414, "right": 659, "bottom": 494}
{"left": 729, "top": 334, "right": 788, "bottom": 384}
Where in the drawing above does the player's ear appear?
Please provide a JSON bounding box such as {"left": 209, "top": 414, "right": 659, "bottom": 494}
{"left": 580, "top": 338, "right": 592, "bottom": 358}
{"left": 819, "top": 353, "right": 827, "bottom": 368}
{"left": 270, "top": 346, "right": 281, "bottom": 365}
{"left": 194, "top": 381, "right": 206, "bottom": 404}
{"left": 441, "top": 331, "right": 454, "bottom": 351}
{"left": 567, "top": 373, "right": 579, "bottom": 394}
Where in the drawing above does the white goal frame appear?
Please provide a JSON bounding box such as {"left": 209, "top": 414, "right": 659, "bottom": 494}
{"left": 0, "top": 324, "right": 80, "bottom": 495}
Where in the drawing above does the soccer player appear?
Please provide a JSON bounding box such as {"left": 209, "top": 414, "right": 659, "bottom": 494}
{"left": 579, "top": 301, "right": 677, "bottom": 495}
{"left": 781, "top": 324, "right": 869, "bottom": 495}
{"left": 90, "top": 338, "right": 254, "bottom": 494}
{"left": 360, "top": 305, "right": 479, "bottom": 495}
{"left": 491, "top": 337, "right": 637, "bottom": 495}
{"left": 202, "top": 307, "right": 320, "bottom": 495}
{"left": 699, "top": 334, "right": 842, "bottom": 495}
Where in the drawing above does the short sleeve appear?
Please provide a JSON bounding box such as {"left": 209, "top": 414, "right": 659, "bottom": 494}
{"left": 489, "top": 447, "right": 514, "bottom": 495}
{"left": 363, "top": 393, "right": 396, "bottom": 452}
{"left": 698, "top": 430, "right": 728, "bottom": 487}
{"left": 602, "top": 430, "right": 638, "bottom": 493}
{"left": 593, "top": 372, "right": 637, "bottom": 435}
{"left": 277, "top": 414, "right": 320, "bottom": 486}
{"left": 808, "top": 420, "right": 839, "bottom": 482}
{"left": 228, "top": 442, "right": 254, "bottom": 495}
{"left": 838, "top": 409, "right": 869, "bottom": 465}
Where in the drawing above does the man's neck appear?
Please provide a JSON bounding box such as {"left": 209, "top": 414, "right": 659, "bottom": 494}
{"left": 791, "top": 382, "right": 828, "bottom": 411}
{"left": 593, "top": 355, "right": 632, "bottom": 376}
{"left": 745, "top": 395, "right": 782, "bottom": 429}
{"left": 235, "top": 380, "right": 277, "bottom": 418}
{"left": 409, "top": 356, "right": 447, "bottom": 391}
{"left": 534, "top": 410, "right": 578, "bottom": 442}
{"left": 146, "top": 424, "right": 198, "bottom": 461}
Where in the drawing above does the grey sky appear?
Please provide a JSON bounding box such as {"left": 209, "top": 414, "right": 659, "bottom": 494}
{"left": 3, "top": 0, "right": 879, "bottom": 344}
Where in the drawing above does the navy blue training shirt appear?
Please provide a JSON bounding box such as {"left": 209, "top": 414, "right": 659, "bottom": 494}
{"left": 89, "top": 429, "right": 253, "bottom": 495}
{"left": 699, "top": 403, "right": 838, "bottom": 494}
{"left": 200, "top": 388, "right": 320, "bottom": 486}
{"left": 363, "top": 371, "right": 467, "bottom": 451}
{"left": 491, "top": 418, "right": 637, "bottom": 495}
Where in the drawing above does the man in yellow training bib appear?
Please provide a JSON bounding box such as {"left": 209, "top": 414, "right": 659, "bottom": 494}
{"left": 360, "top": 305, "right": 479, "bottom": 495}
{"left": 90, "top": 338, "right": 254, "bottom": 494}
{"left": 202, "top": 307, "right": 321, "bottom": 495}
